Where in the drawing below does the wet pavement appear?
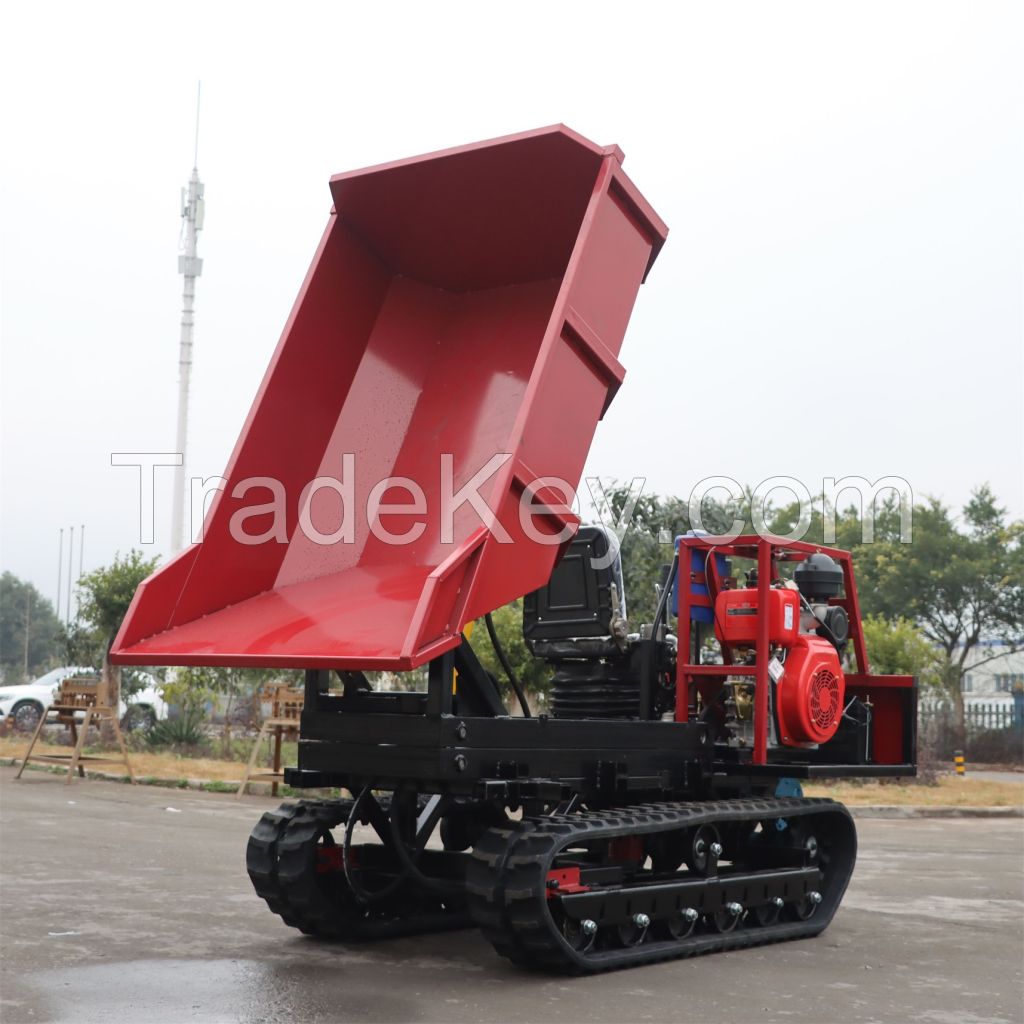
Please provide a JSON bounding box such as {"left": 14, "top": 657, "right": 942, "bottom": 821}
{"left": 1, "top": 767, "right": 1022, "bottom": 1024}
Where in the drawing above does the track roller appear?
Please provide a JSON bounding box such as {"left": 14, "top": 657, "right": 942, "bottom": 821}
{"left": 466, "top": 797, "right": 856, "bottom": 973}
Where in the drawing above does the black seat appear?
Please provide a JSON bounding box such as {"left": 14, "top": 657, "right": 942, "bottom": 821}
{"left": 522, "top": 526, "right": 625, "bottom": 659}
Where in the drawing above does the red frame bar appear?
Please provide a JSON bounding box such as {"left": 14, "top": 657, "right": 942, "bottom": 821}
{"left": 753, "top": 542, "right": 772, "bottom": 763}
{"left": 672, "top": 534, "right": 911, "bottom": 766}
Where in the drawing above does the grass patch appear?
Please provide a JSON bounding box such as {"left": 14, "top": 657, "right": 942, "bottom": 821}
{"left": 0, "top": 735, "right": 250, "bottom": 783}
{"left": 805, "top": 775, "right": 1023, "bottom": 807}
{"left": 200, "top": 779, "right": 239, "bottom": 793}
{"left": 3, "top": 735, "right": 1019, "bottom": 806}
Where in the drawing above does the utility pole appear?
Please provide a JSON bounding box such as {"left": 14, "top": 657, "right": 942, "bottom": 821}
{"left": 56, "top": 528, "right": 64, "bottom": 621}
{"left": 66, "top": 525, "right": 74, "bottom": 623}
{"left": 23, "top": 589, "right": 31, "bottom": 680}
{"left": 171, "top": 83, "right": 205, "bottom": 552}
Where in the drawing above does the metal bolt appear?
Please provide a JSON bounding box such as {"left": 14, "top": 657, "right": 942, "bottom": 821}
{"left": 632, "top": 913, "right": 650, "bottom": 929}
{"left": 725, "top": 901, "right": 743, "bottom": 916}
{"left": 710, "top": 842, "right": 723, "bottom": 857}
{"left": 772, "top": 897, "right": 785, "bottom": 909}
{"left": 682, "top": 907, "right": 699, "bottom": 922}
{"left": 581, "top": 918, "right": 598, "bottom": 935}
{"left": 808, "top": 891, "right": 823, "bottom": 905}
{"left": 805, "top": 837, "right": 819, "bottom": 858}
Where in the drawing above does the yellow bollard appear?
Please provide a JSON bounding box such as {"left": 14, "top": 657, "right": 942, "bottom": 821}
{"left": 954, "top": 750, "right": 966, "bottom": 776}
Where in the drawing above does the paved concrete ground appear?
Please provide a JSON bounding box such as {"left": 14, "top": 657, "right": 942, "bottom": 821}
{"left": 970, "top": 770, "right": 1024, "bottom": 784}
{"left": 1, "top": 767, "right": 1022, "bottom": 1024}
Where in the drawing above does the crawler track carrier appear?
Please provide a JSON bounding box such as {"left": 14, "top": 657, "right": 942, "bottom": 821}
{"left": 113, "top": 126, "right": 916, "bottom": 972}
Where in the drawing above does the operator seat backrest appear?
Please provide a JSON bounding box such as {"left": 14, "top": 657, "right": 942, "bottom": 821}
{"left": 522, "top": 525, "right": 625, "bottom": 658}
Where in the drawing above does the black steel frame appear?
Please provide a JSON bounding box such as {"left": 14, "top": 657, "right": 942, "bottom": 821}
{"left": 285, "top": 634, "right": 914, "bottom": 801}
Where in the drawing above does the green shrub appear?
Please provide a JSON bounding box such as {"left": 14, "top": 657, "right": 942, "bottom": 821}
{"left": 146, "top": 708, "right": 208, "bottom": 752}
{"left": 200, "top": 780, "right": 237, "bottom": 793}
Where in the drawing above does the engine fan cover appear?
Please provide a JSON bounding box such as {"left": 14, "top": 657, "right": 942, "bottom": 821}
{"left": 776, "top": 635, "right": 845, "bottom": 746}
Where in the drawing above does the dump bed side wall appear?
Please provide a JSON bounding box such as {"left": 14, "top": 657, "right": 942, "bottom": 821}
{"left": 112, "top": 127, "right": 667, "bottom": 668}
{"left": 463, "top": 172, "right": 659, "bottom": 623}
{"left": 176, "top": 219, "right": 392, "bottom": 627}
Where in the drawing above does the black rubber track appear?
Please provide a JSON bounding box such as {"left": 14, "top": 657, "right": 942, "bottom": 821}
{"left": 246, "top": 799, "right": 320, "bottom": 927}
{"left": 247, "top": 800, "right": 472, "bottom": 940}
{"left": 466, "top": 797, "right": 856, "bottom": 974}
{"left": 465, "top": 821, "right": 535, "bottom": 965}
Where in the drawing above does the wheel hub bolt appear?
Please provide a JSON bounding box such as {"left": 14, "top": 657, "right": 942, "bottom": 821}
{"left": 772, "top": 897, "right": 785, "bottom": 908}
{"left": 682, "top": 907, "right": 699, "bottom": 922}
{"left": 633, "top": 913, "right": 651, "bottom": 929}
{"left": 581, "top": 919, "right": 598, "bottom": 935}
{"left": 725, "top": 901, "right": 743, "bottom": 916}
{"left": 808, "top": 890, "right": 823, "bottom": 905}
{"left": 710, "top": 842, "right": 723, "bottom": 857}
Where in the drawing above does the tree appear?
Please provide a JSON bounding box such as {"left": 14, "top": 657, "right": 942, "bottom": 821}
{"left": 600, "top": 482, "right": 804, "bottom": 625}
{"left": 597, "top": 482, "right": 1023, "bottom": 745}
{"left": 860, "top": 614, "right": 941, "bottom": 685}
{"left": 849, "top": 487, "right": 1023, "bottom": 741}
{"left": 71, "top": 550, "right": 160, "bottom": 715}
{"left": 0, "top": 573, "right": 62, "bottom": 682}
{"left": 470, "top": 602, "right": 551, "bottom": 709}
{"left": 163, "top": 665, "right": 302, "bottom": 755}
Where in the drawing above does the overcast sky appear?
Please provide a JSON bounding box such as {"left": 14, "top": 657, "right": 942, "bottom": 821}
{"left": 2, "top": 1, "right": 1021, "bottom": 612}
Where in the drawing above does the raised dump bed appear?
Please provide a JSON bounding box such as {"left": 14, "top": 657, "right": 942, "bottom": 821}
{"left": 112, "top": 125, "right": 667, "bottom": 671}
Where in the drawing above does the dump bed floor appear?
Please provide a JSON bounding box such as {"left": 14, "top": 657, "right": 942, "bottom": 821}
{"left": 112, "top": 126, "right": 666, "bottom": 670}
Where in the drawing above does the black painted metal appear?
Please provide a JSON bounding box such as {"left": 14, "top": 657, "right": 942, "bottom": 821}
{"left": 559, "top": 866, "right": 822, "bottom": 925}
{"left": 466, "top": 797, "right": 856, "bottom": 973}
{"left": 251, "top": 556, "right": 908, "bottom": 972}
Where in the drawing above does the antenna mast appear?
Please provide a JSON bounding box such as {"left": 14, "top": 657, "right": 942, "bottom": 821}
{"left": 171, "top": 83, "right": 205, "bottom": 552}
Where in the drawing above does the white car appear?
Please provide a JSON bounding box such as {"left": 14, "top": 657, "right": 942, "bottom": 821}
{"left": 0, "top": 666, "right": 168, "bottom": 732}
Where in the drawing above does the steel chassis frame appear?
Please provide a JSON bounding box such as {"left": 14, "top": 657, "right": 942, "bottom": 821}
{"left": 286, "top": 538, "right": 916, "bottom": 803}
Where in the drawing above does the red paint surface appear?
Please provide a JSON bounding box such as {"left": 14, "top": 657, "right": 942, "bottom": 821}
{"left": 714, "top": 588, "right": 800, "bottom": 647}
{"left": 545, "top": 866, "right": 590, "bottom": 897}
{"left": 674, "top": 536, "right": 913, "bottom": 765}
{"left": 775, "top": 635, "right": 846, "bottom": 745}
{"left": 111, "top": 125, "right": 667, "bottom": 671}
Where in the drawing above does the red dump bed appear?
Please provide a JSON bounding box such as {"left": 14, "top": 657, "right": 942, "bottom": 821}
{"left": 111, "top": 125, "right": 667, "bottom": 671}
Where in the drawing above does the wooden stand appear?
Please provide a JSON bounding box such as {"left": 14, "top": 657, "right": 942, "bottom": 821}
{"left": 236, "top": 683, "right": 304, "bottom": 799}
{"left": 15, "top": 678, "right": 135, "bottom": 785}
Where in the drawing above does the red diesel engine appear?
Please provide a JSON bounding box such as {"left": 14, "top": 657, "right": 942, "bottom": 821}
{"left": 715, "top": 553, "right": 849, "bottom": 748}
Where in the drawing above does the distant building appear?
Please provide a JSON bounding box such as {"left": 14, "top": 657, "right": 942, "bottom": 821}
{"left": 960, "top": 641, "right": 1024, "bottom": 702}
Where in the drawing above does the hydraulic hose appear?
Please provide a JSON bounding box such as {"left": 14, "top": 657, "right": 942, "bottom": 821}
{"left": 651, "top": 553, "right": 678, "bottom": 637}
{"left": 484, "top": 612, "right": 532, "bottom": 718}
{"left": 640, "top": 552, "right": 678, "bottom": 719}
{"left": 387, "top": 795, "right": 463, "bottom": 897}
{"left": 342, "top": 787, "right": 409, "bottom": 904}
